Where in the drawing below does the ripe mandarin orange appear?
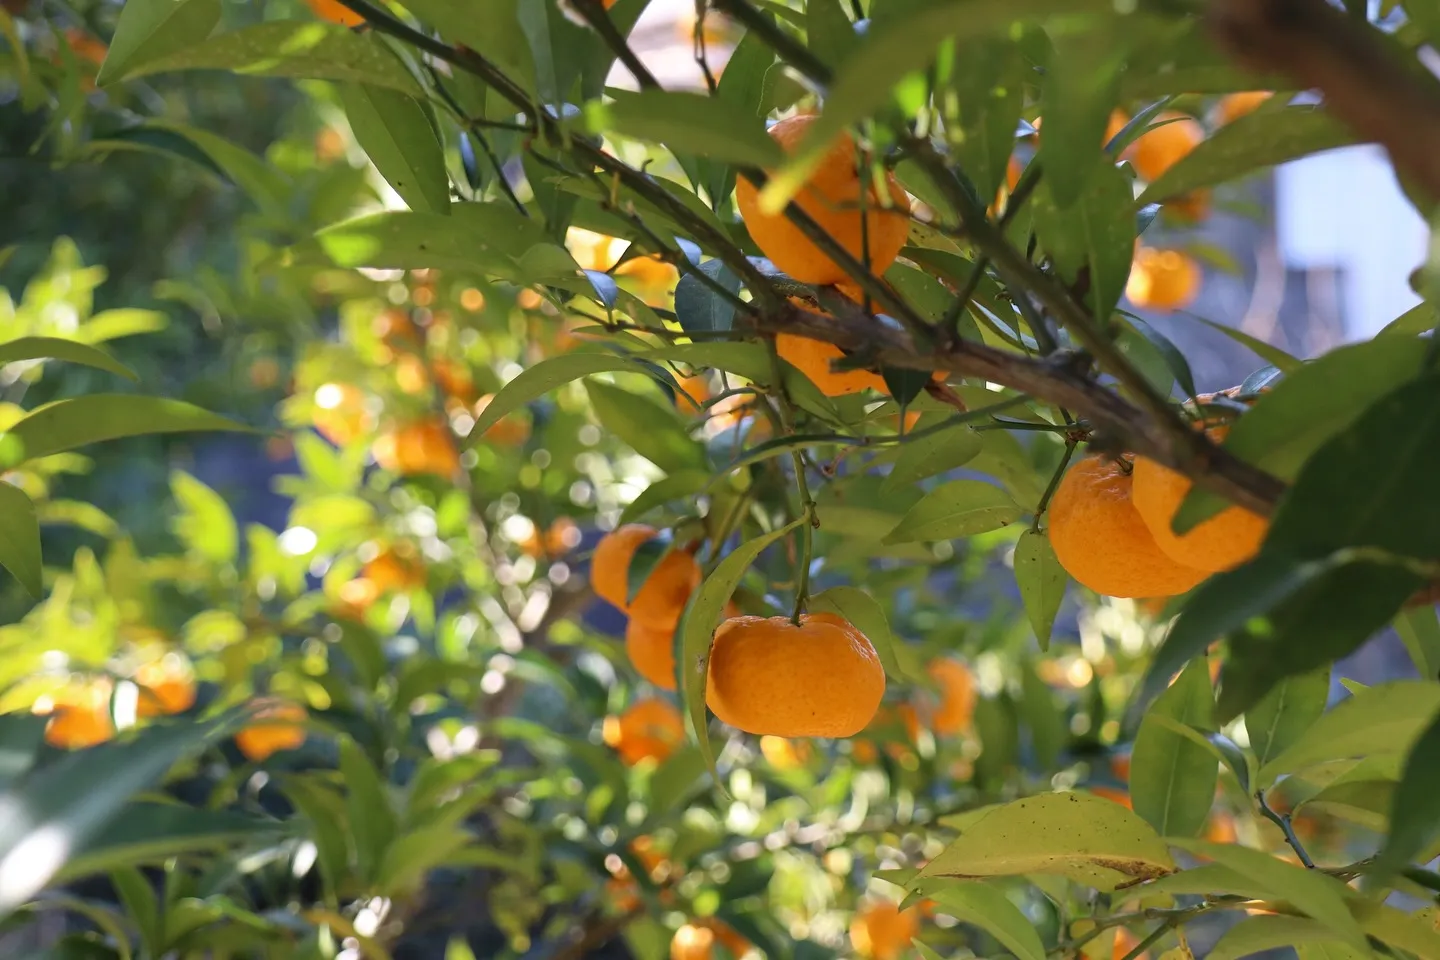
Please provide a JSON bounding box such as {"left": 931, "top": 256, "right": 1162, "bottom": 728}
{"left": 38, "top": 682, "right": 114, "bottom": 749}
{"left": 626, "top": 617, "right": 677, "bottom": 690}
{"left": 592, "top": 524, "right": 659, "bottom": 611}
{"left": 372, "top": 419, "right": 460, "bottom": 476}
{"left": 671, "top": 924, "right": 716, "bottom": 960}
{"left": 134, "top": 653, "right": 197, "bottom": 717}
{"left": 1127, "top": 111, "right": 1203, "bottom": 183}
{"left": 735, "top": 114, "right": 912, "bottom": 286}
{"left": 313, "top": 382, "right": 371, "bottom": 446}
{"left": 1125, "top": 248, "right": 1202, "bottom": 312}
{"left": 924, "top": 657, "right": 976, "bottom": 735}
{"left": 777, "top": 332, "right": 888, "bottom": 397}
{"left": 706, "top": 613, "right": 885, "bottom": 737}
{"left": 1047, "top": 456, "right": 1208, "bottom": 598}
{"left": 364, "top": 546, "right": 426, "bottom": 592}
{"left": 602, "top": 697, "right": 686, "bottom": 766}
{"left": 1132, "top": 425, "right": 1268, "bottom": 573}
{"left": 630, "top": 549, "right": 702, "bottom": 629}
{"left": 433, "top": 358, "right": 476, "bottom": 404}
{"left": 236, "top": 699, "right": 308, "bottom": 761}
{"left": 849, "top": 901, "right": 919, "bottom": 960}
{"left": 759, "top": 735, "right": 812, "bottom": 770}
{"left": 677, "top": 375, "right": 711, "bottom": 408}
{"left": 305, "top": 0, "right": 365, "bottom": 26}
{"left": 1215, "top": 91, "right": 1273, "bottom": 126}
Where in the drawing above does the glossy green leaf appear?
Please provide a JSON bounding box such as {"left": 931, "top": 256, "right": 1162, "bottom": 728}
{"left": 1207, "top": 915, "right": 1352, "bottom": 960}
{"left": 1380, "top": 301, "right": 1438, "bottom": 336}
{"left": 119, "top": 21, "right": 424, "bottom": 96}
{"left": 592, "top": 91, "right": 783, "bottom": 169}
{"left": 1351, "top": 899, "right": 1440, "bottom": 960}
{"left": 1033, "top": 161, "right": 1134, "bottom": 323}
{"left": 0, "top": 337, "right": 136, "bottom": 381}
{"left": 0, "top": 482, "right": 42, "bottom": 598}
{"left": 1176, "top": 314, "right": 1302, "bottom": 373}
{"left": 341, "top": 85, "right": 451, "bottom": 215}
{"left": 585, "top": 380, "right": 707, "bottom": 472}
{"left": 926, "top": 882, "right": 1047, "bottom": 960}
{"left": 1131, "top": 659, "right": 1216, "bottom": 838}
{"left": 339, "top": 737, "right": 398, "bottom": 886}
{"left": 622, "top": 471, "right": 713, "bottom": 524}
{"left": 948, "top": 38, "right": 1027, "bottom": 203}
{"left": 0, "top": 395, "right": 249, "bottom": 468}
{"left": 1038, "top": 22, "right": 1125, "bottom": 209}
{"left": 1245, "top": 666, "right": 1331, "bottom": 771}
{"left": 1014, "top": 530, "right": 1066, "bottom": 650}
{"left": 810, "top": 586, "right": 912, "bottom": 683}
{"left": 97, "top": 0, "right": 221, "bottom": 85}
{"left": 1373, "top": 707, "right": 1440, "bottom": 879}
{"left": 376, "top": 826, "right": 475, "bottom": 896}
{"left": 1256, "top": 681, "right": 1440, "bottom": 785}
{"left": 404, "top": 0, "right": 536, "bottom": 97}
{"left": 882, "top": 422, "right": 982, "bottom": 491}
{"left": 314, "top": 203, "right": 549, "bottom": 275}
{"left": 883, "top": 480, "right": 1022, "bottom": 544}
{"left": 87, "top": 122, "right": 291, "bottom": 215}
{"left": 916, "top": 791, "right": 1175, "bottom": 891}
{"left": 471, "top": 354, "right": 651, "bottom": 437}
{"left": 1396, "top": 606, "right": 1440, "bottom": 682}
{"left": 678, "top": 519, "right": 803, "bottom": 783}
{"left": 1140, "top": 107, "right": 1355, "bottom": 203}
{"left": 1166, "top": 839, "right": 1365, "bottom": 946}
{"left": 57, "top": 804, "right": 284, "bottom": 882}
{"left": 674, "top": 261, "right": 743, "bottom": 334}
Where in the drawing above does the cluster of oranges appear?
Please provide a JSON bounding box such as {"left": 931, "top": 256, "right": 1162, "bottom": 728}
{"left": 1048, "top": 388, "right": 1269, "bottom": 599}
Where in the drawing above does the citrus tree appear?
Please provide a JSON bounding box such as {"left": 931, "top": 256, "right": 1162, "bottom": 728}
{"left": 3, "top": 0, "right": 1440, "bottom": 957}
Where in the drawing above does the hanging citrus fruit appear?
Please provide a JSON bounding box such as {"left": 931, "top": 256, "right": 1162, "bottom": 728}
{"left": 626, "top": 618, "right": 677, "bottom": 690}
{"left": 236, "top": 699, "right": 308, "bottom": 761}
{"left": 602, "top": 697, "right": 685, "bottom": 766}
{"left": 1126, "top": 247, "right": 1202, "bottom": 312}
{"left": 849, "top": 901, "right": 919, "bottom": 960}
{"left": 1127, "top": 111, "right": 1204, "bottom": 183}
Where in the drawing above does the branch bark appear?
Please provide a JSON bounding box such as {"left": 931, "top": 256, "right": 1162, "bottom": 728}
{"left": 1210, "top": 0, "right": 1440, "bottom": 204}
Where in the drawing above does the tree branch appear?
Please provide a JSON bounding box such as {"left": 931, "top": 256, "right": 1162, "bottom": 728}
{"left": 1209, "top": 0, "right": 1440, "bottom": 205}
{"left": 570, "top": 0, "right": 661, "bottom": 91}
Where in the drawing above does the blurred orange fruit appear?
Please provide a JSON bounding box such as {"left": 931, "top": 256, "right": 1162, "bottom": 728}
{"left": 236, "top": 699, "right": 307, "bottom": 761}
{"left": 849, "top": 901, "right": 919, "bottom": 960}
{"left": 372, "top": 419, "right": 460, "bottom": 477}
{"left": 313, "top": 382, "right": 372, "bottom": 446}
{"left": 1048, "top": 455, "right": 1209, "bottom": 598}
{"left": 1214, "top": 91, "right": 1273, "bottom": 126}
{"left": 62, "top": 27, "right": 108, "bottom": 64}
{"left": 395, "top": 354, "right": 430, "bottom": 394}
{"left": 1127, "top": 111, "right": 1203, "bottom": 183}
{"left": 376, "top": 308, "right": 419, "bottom": 347}
{"left": 433, "top": 358, "right": 476, "bottom": 404}
{"left": 677, "top": 375, "right": 711, "bottom": 407}
{"left": 736, "top": 114, "right": 911, "bottom": 286}
{"left": 1125, "top": 248, "right": 1201, "bottom": 313}
{"left": 626, "top": 618, "right": 677, "bottom": 690}
{"left": 603, "top": 697, "right": 685, "bottom": 766}
{"left": 36, "top": 681, "right": 114, "bottom": 749}
{"left": 134, "top": 653, "right": 197, "bottom": 717}
{"left": 759, "top": 735, "right": 812, "bottom": 770}
{"left": 305, "top": 0, "right": 364, "bottom": 26}
{"left": 706, "top": 613, "right": 885, "bottom": 737}
{"left": 924, "top": 657, "right": 976, "bottom": 735}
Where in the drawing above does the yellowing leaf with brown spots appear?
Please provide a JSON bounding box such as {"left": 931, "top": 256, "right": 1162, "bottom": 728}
{"left": 916, "top": 792, "right": 1176, "bottom": 891}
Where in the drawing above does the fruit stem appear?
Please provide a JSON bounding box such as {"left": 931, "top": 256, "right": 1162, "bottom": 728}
{"left": 1031, "top": 438, "right": 1078, "bottom": 532}
{"left": 790, "top": 449, "right": 816, "bottom": 625}
{"left": 1256, "top": 789, "right": 1315, "bottom": 868}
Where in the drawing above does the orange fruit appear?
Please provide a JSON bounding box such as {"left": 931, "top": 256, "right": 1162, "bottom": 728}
{"left": 852, "top": 739, "right": 879, "bottom": 763}
{"left": 312, "top": 382, "right": 371, "bottom": 446}
{"left": 1104, "top": 109, "right": 1130, "bottom": 148}
{"left": 395, "top": 354, "right": 430, "bottom": 394}
{"left": 37, "top": 681, "right": 114, "bottom": 749}
{"left": 1113, "top": 929, "right": 1149, "bottom": 960}
{"left": 1214, "top": 91, "right": 1273, "bottom": 126}
{"left": 1166, "top": 189, "right": 1211, "bottom": 223}
{"left": 677, "top": 375, "right": 711, "bottom": 407}
{"left": 1132, "top": 425, "right": 1268, "bottom": 573}
{"left": 433, "top": 358, "right": 476, "bottom": 404}
{"left": 236, "top": 699, "right": 308, "bottom": 761}
{"left": 735, "top": 114, "right": 912, "bottom": 286}
{"left": 134, "top": 653, "right": 197, "bottom": 717}
{"left": 1126, "top": 111, "right": 1203, "bottom": 183}
{"left": 1047, "top": 455, "right": 1209, "bottom": 598}
{"left": 365, "top": 547, "right": 426, "bottom": 592}
{"left": 62, "top": 27, "right": 108, "bottom": 65}
{"left": 849, "top": 901, "right": 919, "bottom": 960}
{"left": 305, "top": 0, "right": 365, "bottom": 26}
{"left": 671, "top": 924, "right": 715, "bottom": 960}
{"left": 372, "top": 419, "right": 460, "bottom": 476}
{"left": 706, "top": 613, "right": 886, "bottom": 737}
{"left": 990, "top": 153, "right": 1025, "bottom": 215}
{"left": 630, "top": 549, "right": 703, "bottom": 630}
{"left": 923, "top": 657, "right": 976, "bottom": 735}
{"left": 376, "top": 308, "right": 419, "bottom": 346}
{"left": 777, "top": 332, "right": 887, "bottom": 396}
{"left": 591, "top": 524, "right": 660, "bottom": 612}
{"left": 602, "top": 697, "right": 685, "bottom": 766}
{"left": 626, "top": 618, "right": 677, "bottom": 690}
{"left": 1206, "top": 812, "right": 1239, "bottom": 844}
{"left": 1089, "top": 786, "right": 1133, "bottom": 809}
{"left": 1125, "top": 247, "right": 1201, "bottom": 312}
{"left": 759, "top": 735, "right": 811, "bottom": 770}
{"left": 472, "top": 394, "right": 530, "bottom": 446}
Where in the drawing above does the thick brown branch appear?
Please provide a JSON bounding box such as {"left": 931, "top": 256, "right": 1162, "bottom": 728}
{"left": 1210, "top": 0, "right": 1440, "bottom": 203}
{"left": 755, "top": 303, "right": 1285, "bottom": 516}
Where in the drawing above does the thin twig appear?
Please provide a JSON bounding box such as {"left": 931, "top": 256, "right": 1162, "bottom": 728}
{"left": 570, "top": 0, "right": 661, "bottom": 90}
{"left": 1256, "top": 790, "right": 1315, "bottom": 869}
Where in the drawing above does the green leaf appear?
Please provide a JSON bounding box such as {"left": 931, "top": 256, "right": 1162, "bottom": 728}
{"left": 338, "top": 737, "right": 398, "bottom": 886}
{"left": 881, "top": 422, "right": 983, "bottom": 491}
{"left": 280, "top": 777, "right": 350, "bottom": 898}
{"left": 0, "top": 713, "right": 240, "bottom": 914}
{"left": 404, "top": 0, "right": 536, "bottom": 98}
{"left": 1373, "top": 707, "right": 1440, "bottom": 879}
{"left": 1033, "top": 161, "right": 1134, "bottom": 323}
{"left": 674, "top": 261, "right": 743, "bottom": 334}
{"left": 1131, "top": 659, "right": 1216, "bottom": 838}
{"left": 0, "top": 482, "right": 42, "bottom": 598}
{"left": 1020, "top": 665, "right": 1066, "bottom": 770}
{"left": 97, "top": 0, "right": 221, "bottom": 86}
{"left": 340, "top": 85, "right": 451, "bottom": 215}
{"left": 1014, "top": 530, "right": 1066, "bottom": 650}
{"left": 1350, "top": 900, "right": 1440, "bottom": 960}
{"left": 622, "top": 471, "right": 713, "bottom": 524}
{"left": 882, "top": 480, "right": 1022, "bottom": 544}
{"left": 0, "top": 337, "right": 137, "bottom": 381}
{"left": 585, "top": 380, "right": 707, "bottom": 472}
{"left": 1207, "top": 915, "right": 1354, "bottom": 960}
{"left": 915, "top": 791, "right": 1176, "bottom": 891}
{"left": 1137, "top": 862, "right": 1272, "bottom": 901}
{"left": 0, "top": 716, "right": 46, "bottom": 788}
{"left": 1145, "top": 713, "right": 1251, "bottom": 793}
{"left": 1124, "top": 316, "right": 1198, "bottom": 400}
{"left": 1396, "top": 606, "right": 1440, "bottom": 682}
{"left": 170, "top": 471, "right": 238, "bottom": 567}
{"left": 947, "top": 38, "right": 1027, "bottom": 204}
{"left": 1165, "top": 840, "right": 1365, "bottom": 947}
{"left": 1245, "top": 667, "right": 1331, "bottom": 771}
{"left": 313, "top": 203, "right": 549, "bottom": 275}
{"left": 970, "top": 429, "right": 1046, "bottom": 510}
{"left": 1380, "top": 301, "right": 1438, "bottom": 337}
{"left": 118, "top": 21, "right": 424, "bottom": 96}
{"left": 1256, "top": 681, "right": 1440, "bottom": 786}
{"left": 1175, "top": 314, "right": 1302, "bottom": 373}
{"left": 108, "top": 868, "right": 161, "bottom": 957}
{"left": 647, "top": 746, "right": 708, "bottom": 817}
{"left": 590, "top": 91, "right": 783, "bottom": 169}
{"left": 809, "top": 586, "right": 913, "bottom": 683}
{"left": 0, "top": 395, "right": 250, "bottom": 468}
{"left": 376, "top": 826, "right": 475, "bottom": 896}
{"left": 678, "top": 519, "right": 803, "bottom": 784}
{"left": 1038, "top": 22, "right": 1125, "bottom": 209}
{"left": 56, "top": 804, "right": 284, "bottom": 881}
{"left": 926, "top": 883, "right": 1047, "bottom": 960}
{"left": 1140, "top": 107, "right": 1355, "bottom": 204}
{"left": 471, "top": 353, "right": 651, "bottom": 437}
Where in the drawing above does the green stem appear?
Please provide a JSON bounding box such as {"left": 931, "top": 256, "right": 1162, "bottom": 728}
{"left": 1256, "top": 790, "right": 1315, "bottom": 868}
{"left": 790, "top": 450, "right": 815, "bottom": 624}
{"left": 1031, "top": 438, "right": 1078, "bottom": 532}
